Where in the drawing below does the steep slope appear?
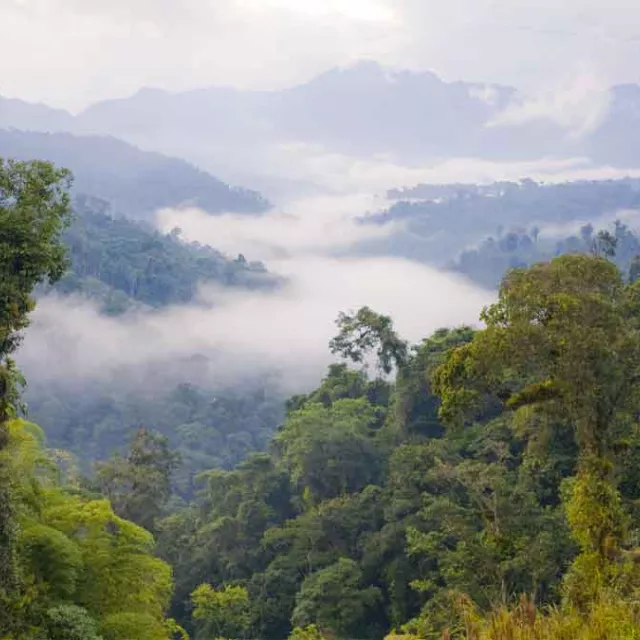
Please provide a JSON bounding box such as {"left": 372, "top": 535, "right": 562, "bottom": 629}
{"left": 46, "top": 195, "right": 275, "bottom": 314}
{"left": 0, "top": 129, "right": 271, "bottom": 218}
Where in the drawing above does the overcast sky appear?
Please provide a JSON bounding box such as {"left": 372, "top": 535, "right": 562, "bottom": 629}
{"left": 1, "top": 0, "right": 640, "bottom": 111}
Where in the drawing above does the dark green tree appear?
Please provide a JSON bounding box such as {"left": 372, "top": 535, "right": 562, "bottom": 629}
{"left": 291, "top": 558, "right": 382, "bottom": 638}
{"left": 94, "top": 428, "right": 181, "bottom": 534}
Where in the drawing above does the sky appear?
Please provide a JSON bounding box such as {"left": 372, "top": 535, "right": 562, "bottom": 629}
{"left": 2, "top": 0, "right": 640, "bottom": 110}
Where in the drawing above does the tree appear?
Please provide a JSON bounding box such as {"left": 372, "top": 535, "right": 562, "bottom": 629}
{"left": 44, "top": 497, "right": 173, "bottom": 624}
{"left": 291, "top": 558, "right": 381, "bottom": 639}
{"left": 288, "top": 625, "right": 326, "bottom": 640}
{"left": 274, "top": 399, "right": 382, "bottom": 505}
{"left": 94, "top": 428, "right": 180, "bottom": 533}
{"left": 191, "top": 583, "right": 250, "bottom": 640}
{"left": 592, "top": 229, "right": 618, "bottom": 258}
{"left": 0, "top": 159, "right": 72, "bottom": 405}
{"left": 0, "top": 418, "right": 178, "bottom": 639}
{"left": 0, "top": 158, "right": 72, "bottom": 634}
{"left": 330, "top": 307, "right": 408, "bottom": 375}
{"left": 389, "top": 327, "right": 475, "bottom": 440}
{"left": 432, "top": 254, "right": 640, "bottom": 607}
{"left": 44, "top": 605, "right": 103, "bottom": 640}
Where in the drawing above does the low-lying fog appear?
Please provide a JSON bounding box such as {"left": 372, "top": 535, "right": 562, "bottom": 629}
{"left": 17, "top": 154, "right": 640, "bottom": 396}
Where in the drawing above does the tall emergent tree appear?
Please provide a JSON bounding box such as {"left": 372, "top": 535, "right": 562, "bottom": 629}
{"left": 0, "top": 158, "right": 73, "bottom": 631}
{"left": 330, "top": 306, "right": 408, "bottom": 375}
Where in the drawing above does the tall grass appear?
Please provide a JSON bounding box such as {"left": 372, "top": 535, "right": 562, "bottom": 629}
{"left": 446, "top": 593, "right": 640, "bottom": 640}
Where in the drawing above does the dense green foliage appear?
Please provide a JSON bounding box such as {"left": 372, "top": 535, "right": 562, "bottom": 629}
{"left": 2, "top": 418, "right": 182, "bottom": 639}
{"left": 151, "top": 254, "right": 640, "bottom": 640}
{"left": 25, "top": 194, "right": 282, "bottom": 492}
{"left": 47, "top": 195, "right": 274, "bottom": 314}
{"left": 0, "top": 158, "right": 182, "bottom": 638}
{"left": 420, "top": 254, "right": 640, "bottom": 638}
{"left": 92, "top": 428, "right": 181, "bottom": 534}
{"left": 0, "top": 158, "right": 74, "bottom": 631}
{"left": 190, "top": 584, "right": 250, "bottom": 640}
{"left": 25, "top": 374, "right": 285, "bottom": 497}
{"left": 0, "top": 159, "right": 72, "bottom": 369}
{"left": 7, "top": 154, "right": 640, "bottom": 639}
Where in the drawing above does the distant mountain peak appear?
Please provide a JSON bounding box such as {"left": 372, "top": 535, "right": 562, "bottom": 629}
{"left": 305, "top": 59, "right": 443, "bottom": 87}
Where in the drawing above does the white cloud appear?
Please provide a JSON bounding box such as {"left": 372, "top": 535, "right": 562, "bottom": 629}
{"left": 17, "top": 191, "right": 493, "bottom": 392}
{"left": 487, "top": 72, "right": 612, "bottom": 137}
{"left": 243, "top": 0, "right": 397, "bottom": 23}
{"left": 1, "top": 0, "right": 640, "bottom": 110}
{"left": 389, "top": 0, "right": 640, "bottom": 90}
{"left": 19, "top": 257, "right": 492, "bottom": 392}
{"left": 233, "top": 147, "right": 640, "bottom": 198}
{"left": 0, "top": 0, "right": 396, "bottom": 110}
{"left": 157, "top": 194, "right": 398, "bottom": 261}
{"left": 19, "top": 154, "right": 640, "bottom": 395}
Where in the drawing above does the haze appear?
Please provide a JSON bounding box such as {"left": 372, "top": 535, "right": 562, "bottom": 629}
{"left": 4, "top": 0, "right": 640, "bottom": 411}
{"left": 2, "top": 0, "right": 640, "bottom": 110}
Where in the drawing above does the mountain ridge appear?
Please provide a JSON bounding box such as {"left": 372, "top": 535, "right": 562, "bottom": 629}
{"left": 0, "top": 129, "right": 271, "bottom": 219}
{"left": 3, "top": 61, "right": 640, "bottom": 198}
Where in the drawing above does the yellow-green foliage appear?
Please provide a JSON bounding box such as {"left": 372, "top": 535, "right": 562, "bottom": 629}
{"left": 2, "top": 419, "right": 180, "bottom": 640}
{"left": 288, "top": 624, "right": 329, "bottom": 640}
{"left": 440, "top": 594, "right": 640, "bottom": 640}
{"left": 191, "top": 583, "right": 250, "bottom": 639}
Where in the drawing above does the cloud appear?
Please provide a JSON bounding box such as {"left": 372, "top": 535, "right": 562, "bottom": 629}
{"left": 2, "top": 0, "right": 640, "bottom": 110}
{"left": 17, "top": 192, "right": 493, "bottom": 394}
{"left": 245, "top": 0, "right": 398, "bottom": 23}
{"left": 19, "top": 257, "right": 492, "bottom": 393}
{"left": 19, "top": 154, "right": 640, "bottom": 396}
{"left": 0, "top": 0, "right": 396, "bottom": 110}
{"left": 232, "top": 147, "right": 640, "bottom": 199}
{"left": 390, "top": 0, "right": 640, "bottom": 90}
{"left": 157, "top": 195, "right": 399, "bottom": 261}
{"left": 487, "top": 72, "right": 612, "bottom": 136}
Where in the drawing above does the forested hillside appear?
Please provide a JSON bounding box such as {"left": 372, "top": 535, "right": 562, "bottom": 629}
{"left": 48, "top": 195, "right": 274, "bottom": 315}
{"left": 361, "top": 178, "right": 640, "bottom": 266}
{"left": 0, "top": 136, "right": 280, "bottom": 490}
{"left": 452, "top": 219, "right": 640, "bottom": 288}
{"left": 6, "top": 157, "right": 640, "bottom": 639}
{"left": 0, "top": 158, "right": 185, "bottom": 639}
{"left": 153, "top": 259, "right": 640, "bottom": 640}
{"left": 24, "top": 195, "right": 282, "bottom": 492}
